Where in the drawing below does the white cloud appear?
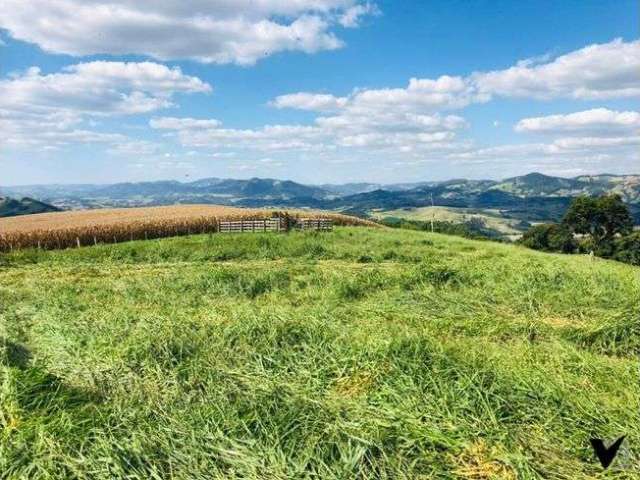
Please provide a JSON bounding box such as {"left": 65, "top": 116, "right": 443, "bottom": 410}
{"left": 150, "top": 117, "right": 222, "bottom": 130}
{"left": 0, "top": 61, "right": 210, "bottom": 151}
{"left": 550, "top": 135, "right": 640, "bottom": 151}
{"left": 0, "top": 62, "right": 210, "bottom": 118}
{"left": 274, "top": 39, "right": 640, "bottom": 120}
{"left": 4, "top": 37, "right": 639, "bottom": 176}
{"left": 339, "top": 2, "right": 380, "bottom": 27}
{"left": 483, "top": 107, "right": 640, "bottom": 171}
{"left": 266, "top": 38, "right": 640, "bottom": 160}
{"left": 446, "top": 133, "right": 640, "bottom": 173}
{"left": 268, "top": 76, "right": 474, "bottom": 154}
{"left": 473, "top": 38, "right": 640, "bottom": 100}
{"left": 259, "top": 39, "right": 640, "bottom": 170}
{"left": 271, "top": 93, "right": 348, "bottom": 111}
{"left": 155, "top": 119, "right": 333, "bottom": 154}
{"left": 271, "top": 78, "right": 481, "bottom": 118}
{"left": 515, "top": 108, "right": 640, "bottom": 135}
{"left": 0, "top": 1, "right": 377, "bottom": 65}
{"left": 150, "top": 109, "right": 468, "bottom": 156}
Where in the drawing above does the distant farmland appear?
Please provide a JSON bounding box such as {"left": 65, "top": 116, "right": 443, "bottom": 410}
{"left": 372, "top": 206, "right": 528, "bottom": 240}
{"left": 0, "top": 205, "right": 378, "bottom": 252}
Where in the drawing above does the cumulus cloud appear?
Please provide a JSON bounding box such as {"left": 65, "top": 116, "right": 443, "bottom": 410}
{"left": 271, "top": 93, "right": 348, "bottom": 112}
{"left": 4, "top": 36, "right": 639, "bottom": 176}
{"left": 150, "top": 117, "right": 222, "bottom": 130}
{"left": 0, "top": 61, "right": 210, "bottom": 150}
{"left": 0, "top": 0, "right": 377, "bottom": 65}
{"left": 262, "top": 39, "right": 640, "bottom": 171}
{"left": 152, "top": 117, "right": 330, "bottom": 152}
{"left": 0, "top": 62, "right": 210, "bottom": 118}
{"left": 453, "top": 136, "right": 640, "bottom": 159}
{"left": 505, "top": 108, "right": 640, "bottom": 164}
{"left": 153, "top": 36, "right": 640, "bottom": 163}
{"left": 274, "top": 39, "right": 640, "bottom": 118}
{"left": 150, "top": 109, "right": 468, "bottom": 156}
{"left": 473, "top": 38, "right": 640, "bottom": 100}
{"left": 338, "top": 2, "right": 380, "bottom": 27}
{"left": 550, "top": 135, "right": 640, "bottom": 150}
{"left": 274, "top": 75, "right": 483, "bottom": 114}
{"left": 448, "top": 109, "right": 640, "bottom": 173}
{"left": 515, "top": 108, "right": 640, "bottom": 135}
{"left": 268, "top": 76, "right": 475, "bottom": 154}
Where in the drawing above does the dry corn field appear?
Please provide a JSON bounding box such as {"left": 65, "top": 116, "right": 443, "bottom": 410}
{"left": 0, "top": 205, "right": 378, "bottom": 252}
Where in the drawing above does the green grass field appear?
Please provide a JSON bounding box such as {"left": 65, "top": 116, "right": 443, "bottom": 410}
{"left": 1, "top": 227, "right": 639, "bottom": 478}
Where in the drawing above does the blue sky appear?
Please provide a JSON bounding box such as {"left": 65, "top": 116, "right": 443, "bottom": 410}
{"left": 1, "top": 0, "right": 638, "bottom": 186}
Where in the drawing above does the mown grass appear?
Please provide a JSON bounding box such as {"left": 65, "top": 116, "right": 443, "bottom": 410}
{"left": 1, "top": 227, "right": 639, "bottom": 479}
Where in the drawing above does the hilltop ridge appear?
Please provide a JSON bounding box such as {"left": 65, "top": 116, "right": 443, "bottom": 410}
{"left": 2, "top": 173, "right": 639, "bottom": 210}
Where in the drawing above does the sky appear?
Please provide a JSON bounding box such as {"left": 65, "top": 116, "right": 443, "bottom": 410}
{"left": 0, "top": 0, "right": 639, "bottom": 186}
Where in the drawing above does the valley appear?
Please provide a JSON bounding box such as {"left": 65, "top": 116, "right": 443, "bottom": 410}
{"left": 2, "top": 173, "right": 639, "bottom": 228}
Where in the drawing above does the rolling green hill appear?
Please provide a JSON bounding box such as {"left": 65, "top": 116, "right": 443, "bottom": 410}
{"left": 3, "top": 173, "right": 639, "bottom": 216}
{"left": 0, "top": 197, "right": 60, "bottom": 218}
{"left": 371, "top": 206, "right": 528, "bottom": 239}
{"left": 490, "top": 173, "right": 640, "bottom": 203}
{"left": 1, "top": 228, "right": 638, "bottom": 478}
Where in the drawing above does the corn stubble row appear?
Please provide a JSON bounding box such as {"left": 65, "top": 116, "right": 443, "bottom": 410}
{"left": 0, "top": 206, "right": 377, "bottom": 252}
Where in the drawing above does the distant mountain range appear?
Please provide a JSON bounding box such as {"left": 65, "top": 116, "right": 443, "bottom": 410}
{"left": 0, "top": 197, "right": 60, "bottom": 217}
{"left": 1, "top": 172, "right": 639, "bottom": 222}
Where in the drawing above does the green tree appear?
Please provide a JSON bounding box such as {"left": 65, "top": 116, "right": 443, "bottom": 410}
{"left": 612, "top": 232, "right": 640, "bottom": 266}
{"left": 562, "top": 195, "right": 633, "bottom": 248}
{"left": 519, "top": 223, "right": 576, "bottom": 253}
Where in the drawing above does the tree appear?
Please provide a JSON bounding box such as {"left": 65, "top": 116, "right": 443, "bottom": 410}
{"left": 612, "top": 232, "right": 640, "bottom": 266}
{"left": 519, "top": 223, "right": 576, "bottom": 253}
{"left": 562, "top": 195, "right": 633, "bottom": 248}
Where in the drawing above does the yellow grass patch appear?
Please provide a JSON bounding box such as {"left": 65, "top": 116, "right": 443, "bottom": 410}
{"left": 453, "top": 440, "right": 516, "bottom": 479}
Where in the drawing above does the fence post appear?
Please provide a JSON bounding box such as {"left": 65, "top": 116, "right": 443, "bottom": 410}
{"left": 77, "top": 237, "right": 81, "bottom": 248}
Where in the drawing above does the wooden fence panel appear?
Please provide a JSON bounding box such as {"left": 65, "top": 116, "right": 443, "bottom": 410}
{"left": 296, "top": 219, "right": 333, "bottom": 231}
{"left": 218, "top": 218, "right": 332, "bottom": 233}
{"left": 218, "top": 218, "right": 287, "bottom": 233}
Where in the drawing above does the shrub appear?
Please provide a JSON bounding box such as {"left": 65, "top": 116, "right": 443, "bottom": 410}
{"left": 519, "top": 224, "right": 576, "bottom": 253}
{"left": 357, "top": 254, "right": 374, "bottom": 263}
{"left": 612, "top": 232, "right": 640, "bottom": 266}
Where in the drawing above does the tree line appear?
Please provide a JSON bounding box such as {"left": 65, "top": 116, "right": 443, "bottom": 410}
{"left": 519, "top": 194, "right": 640, "bottom": 265}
